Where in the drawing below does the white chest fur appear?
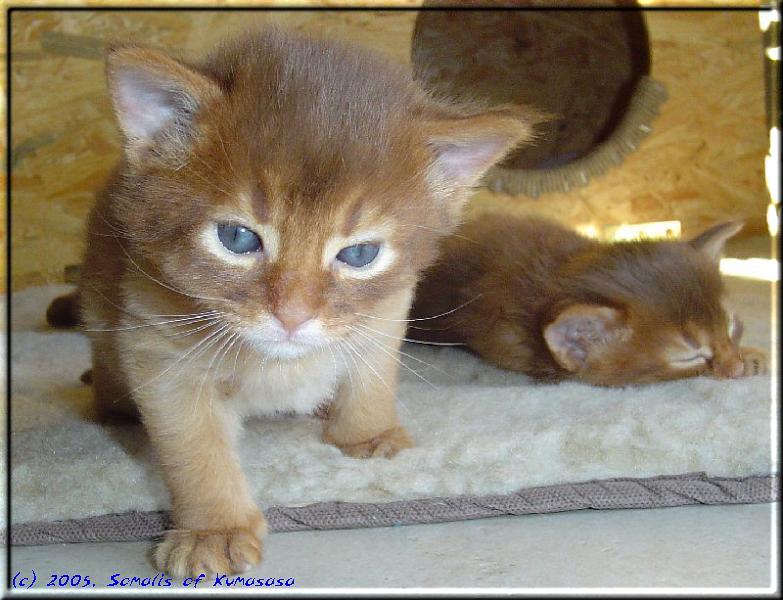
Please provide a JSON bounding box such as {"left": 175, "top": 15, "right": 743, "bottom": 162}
{"left": 219, "top": 346, "right": 341, "bottom": 418}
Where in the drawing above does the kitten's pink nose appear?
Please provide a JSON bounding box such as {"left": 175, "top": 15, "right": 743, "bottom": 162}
{"left": 273, "top": 304, "right": 314, "bottom": 335}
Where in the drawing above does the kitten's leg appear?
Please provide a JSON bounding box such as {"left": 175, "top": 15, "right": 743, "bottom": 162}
{"left": 323, "top": 374, "right": 413, "bottom": 458}
{"left": 128, "top": 357, "right": 265, "bottom": 577}
{"left": 323, "top": 293, "right": 413, "bottom": 458}
{"left": 740, "top": 346, "right": 768, "bottom": 376}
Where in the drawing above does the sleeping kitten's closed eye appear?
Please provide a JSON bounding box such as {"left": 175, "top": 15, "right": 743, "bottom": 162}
{"left": 666, "top": 328, "right": 713, "bottom": 369}
{"left": 663, "top": 313, "right": 749, "bottom": 379}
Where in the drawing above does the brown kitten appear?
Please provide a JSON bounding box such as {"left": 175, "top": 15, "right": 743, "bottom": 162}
{"left": 409, "top": 213, "right": 766, "bottom": 386}
{"left": 62, "top": 27, "right": 537, "bottom": 577}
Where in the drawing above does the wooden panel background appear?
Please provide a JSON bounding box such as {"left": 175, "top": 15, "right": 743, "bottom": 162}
{"left": 5, "top": 6, "right": 770, "bottom": 291}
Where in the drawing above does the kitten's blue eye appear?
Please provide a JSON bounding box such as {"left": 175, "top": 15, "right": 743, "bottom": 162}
{"left": 336, "top": 243, "right": 380, "bottom": 268}
{"left": 217, "top": 223, "right": 262, "bottom": 254}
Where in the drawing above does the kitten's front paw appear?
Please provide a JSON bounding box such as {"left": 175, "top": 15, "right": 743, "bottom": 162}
{"left": 741, "top": 347, "right": 767, "bottom": 376}
{"left": 327, "top": 425, "right": 413, "bottom": 459}
{"left": 154, "top": 523, "right": 265, "bottom": 577}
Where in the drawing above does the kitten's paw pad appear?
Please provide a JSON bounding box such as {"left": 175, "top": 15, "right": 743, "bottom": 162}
{"left": 331, "top": 426, "right": 413, "bottom": 459}
{"left": 741, "top": 347, "right": 767, "bottom": 376}
{"left": 154, "top": 527, "right": 263, "bottom": 578}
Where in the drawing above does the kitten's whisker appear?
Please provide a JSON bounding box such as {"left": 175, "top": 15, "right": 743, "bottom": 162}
{"left": 93, "top": 210, "right": 225, "bottom": 303}
{"left": 93, "top": 209, "right": 130, "bottom": 237}
{"left": 342, "top": 339, "right": 367, "bottom": 394}
{"left": 406, "top": 323, "right": 460, "bottom": 332}
{"left": 121, "top": 322, "right": 230, "bottom": 402}
{"left": 344, "top": 331, "right": 393, "bottom": 395}
{"left": 201, "top": 329, "right": 241, "bottom": 416}
{"left": 326, "top": 343, "right": 339, "bottom": 394}
{"left": 168, "top": 324, "right": 232, "bottom": 392}
{"left": 145, "top": 310, "right": 227, "bottom": 319}
{"left": 354, "top": 294, "right": 483, "bottom": 323}
{"left": 213, "top": 330, "right": 241, "bottom": 383}
{"left": 348, "top": 326, "right": 437, "bottom": 389}
{"left": 403, "top": 339, "right": 465, "bottom": 347}
{"left": 334, "top": 344, "right": 355, "bottom": 392}
{"left": 84, "top": 313, "right": 221, "bottom": 333}
{"left": 395, "top": 396, "right": 415, "bottom": 429}
{"left": 350, "top": 325, "right": 437, "bottom": 375}
{"left": 89, "top": 231, "right": 136, "bottom": 238}
{"left": 352, "top": 324, "right": 451, "bottom": 374}
{"left": 81, "top": 282, "right": 218, "bottom": 327}
{"left": 346, "top": 332, "right": 416, "bottom": 424}
{"left": 341, "top": 337, "right": 370, "bottom": 394}
{"left": 121, "top": 248, "right": 224, "bottom": 303}
{"left": 351, "top": 322, "right": 465, "bottom": 347}
{"left": 165, "top": 318, "right": 226, "bottom": 340}
{"left": 230, "top": 328, "right": 246, "bottom": 382}
{"left": 192, "top": 327, "right": 236, "bottom": 418}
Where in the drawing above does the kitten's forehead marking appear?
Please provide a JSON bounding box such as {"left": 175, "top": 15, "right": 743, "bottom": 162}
{"left": 257, "top": 223, "right": 281, "bottom": 262}
{"left": 229, "top": 192, "right": 281, "bottom": 260}
{"left": 341, "top": 197, "right": 365, "bottom": 237}
{"left": 250, "top": 186, "right": 270, "bottom": 224}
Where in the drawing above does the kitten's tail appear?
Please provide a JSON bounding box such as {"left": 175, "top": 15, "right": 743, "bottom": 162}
{"left": 45, "top": 289, "right": 92, "bottom": 385}
{"left": 46, "top": 289, "right": 82, "bottom": 329}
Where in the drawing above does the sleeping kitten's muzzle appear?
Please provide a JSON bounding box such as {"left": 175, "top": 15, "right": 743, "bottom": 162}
{"left": 711, "top": 346, "right": 745, "bottom": 379}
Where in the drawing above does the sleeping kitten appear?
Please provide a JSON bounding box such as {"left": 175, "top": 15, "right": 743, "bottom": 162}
{"left": 55, "top": 28, "right": 537, "bottom": 576}
{"left": 409, "top": 213, "right": 766, "bottom": 385}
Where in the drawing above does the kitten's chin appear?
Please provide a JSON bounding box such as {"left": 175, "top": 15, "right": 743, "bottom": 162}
{"left": 250, "top": 340, "right": 316, "bottom": 360}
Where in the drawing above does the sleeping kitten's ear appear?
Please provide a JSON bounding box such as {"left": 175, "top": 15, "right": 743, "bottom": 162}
{"left": 423, "top": 104, "right": 540, "bottom": 211}
{"left": 106, "top": 45, "right": 222, "bottom": 165}
{"left": 543, "top": 304, "right": 630, "bottom": 373}
{"left": 688, "top": 220, "right": 743, "bottom": 264}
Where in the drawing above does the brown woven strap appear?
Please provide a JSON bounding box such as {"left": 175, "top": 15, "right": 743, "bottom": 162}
{"left": 8, "top": 472, "right": 778, "bottom": 546}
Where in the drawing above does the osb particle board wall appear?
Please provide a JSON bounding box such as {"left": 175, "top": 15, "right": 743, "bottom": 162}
{"left": 467, "top": 10, "right": 769, "bottom": 235}
{"left": 8, "top": 9, "right": 769, "bottom": 291}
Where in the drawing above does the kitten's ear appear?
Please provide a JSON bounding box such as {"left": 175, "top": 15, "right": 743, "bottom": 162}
{"left": 106, "top": 45, "right": 221, "bottom": 164}
{"left": 688, "top": 220, "right": 743, "bottom": 263}
{"left": 543, "top": 304, "right": 629, "bottom": 373}
{"left": 424, "top": 104, "right": 540, "bottom": 192}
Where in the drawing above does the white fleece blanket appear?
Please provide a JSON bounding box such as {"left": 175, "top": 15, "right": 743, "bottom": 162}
{"left": 5, "top": 280, "right": 776, "bottom": 529}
